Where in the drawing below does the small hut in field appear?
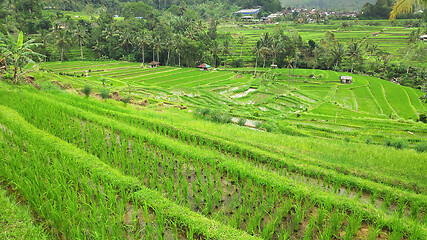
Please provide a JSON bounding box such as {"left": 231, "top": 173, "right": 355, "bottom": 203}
{"left": 149, "top": 61, "right": 160, "bottom": 68}
{"left": 198, "top": 63, "right": 211, "bottom": 71}
{"left": 340, "top": 76, "right": 353, "bottom": 84}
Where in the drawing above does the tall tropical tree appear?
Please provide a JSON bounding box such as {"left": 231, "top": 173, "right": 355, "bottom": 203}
{"left": 252, "top": 41, "right": 262, "bottom": 76}
{"left": 0, "top": 31, "right": 45, "bottom": 84}
{"left": 390, "top": 0, "right": 427, "bottom": 20}
{"left": 54, "top": 30, "right": 72, "bottom": 62}
{"left": 209, "top": 40, "right": 222, "bottom": 68}
{"left": 331, "top": 42, "right": 346, "bottom": 70}
{"left": 347, "top": 40, "right": 363, "bottom": 73}
{"left": 284, "top": 55, "right": 294, "bottom": 87}
{"left": 222, "top": 36, "right": 232, "bottom": 67}
{"left": 135, "top": 30, "right": 149, "bottom": 64}
{"left": 238, "top": 34, "right": 246, "bottom": 59}
{"left": 92, "top": 40, "right": 104, "bottom": 58}
{"left": 74, "top": 26, "right": 87, "bottom": 60}
{"left": 174, "top": 34, "right": 184, "bottom": 67}
{"left": 118, "top": 30, "right": 134, "bottom": 55}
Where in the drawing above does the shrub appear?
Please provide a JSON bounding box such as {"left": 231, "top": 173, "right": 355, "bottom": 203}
{"left": 82, "top": 85, "right": 92, "bottom": 97}
{"left": 221, "top": 113, "right": 232, "bottom": 124}
{"left": 100, "top": 89, "right": 110, "bottom": 99}
{"left": 200, "top": 108, "right": 210, "bottom": 116}
{"left": 309, "top": 73, "right": 315, "bottom": 78}
{"left": 384, "top": 138, "right": 408, "bottom": 150}
{"left": 231, "top": 58, "right": 244, "bottom": 68}
{"left": 317, "top": 74, "right": 323, "bottom": 79}
{"left": 415, "top": 142, "right": 427, "bottom": 152}
{"left": 195, "top": 108, "right": 231, "bottom": 124}
{"left": 261, "top": 123, "right": 274, "bottom": 132}
{"left": 121, "top": 95, "right": 131, "bottom": 104}
{"left": 365, "top": 136, "right": 373, "bottom": 144}
{"left": 40, "top": 82, "right": 61, "bottom": 92}
{"left": 210, "top": 110, "right": 222, "bottom": 122}
{"left": 255, "top": 121, "right": 262, "bottom": 128}
{"left": 1, "top": 70, "right": 14, "bottom": 82}
{"left": 418, "top": 113, "right": 426, "bottom": 123}
{"left": 237, "top": 118, "right": 246, "bottom": 126}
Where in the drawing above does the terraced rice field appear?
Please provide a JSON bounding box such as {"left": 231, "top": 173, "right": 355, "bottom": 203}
{"left": 38, "top": 61, "right": 426, "bottom": 146}
{"left": 0, "top": 82, "right": 426, "bottom": 239}
{"left": 220, "top": 20, "right": 415, "bottom": 66}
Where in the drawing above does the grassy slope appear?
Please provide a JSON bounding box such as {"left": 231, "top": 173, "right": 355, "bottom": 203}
{"left": 27, "top": 84, "right": 425, "bottom": 189}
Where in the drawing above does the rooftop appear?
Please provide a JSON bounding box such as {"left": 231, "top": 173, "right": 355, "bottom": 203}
{"left": 234, "top": 9, "right": 260, "bottom": 15}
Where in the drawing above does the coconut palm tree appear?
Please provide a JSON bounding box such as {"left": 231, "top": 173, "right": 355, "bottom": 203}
{"left": 92, "top": 40, "right": 103, "bottom": 58}
{"left": 0, "top": 31, "right": 45, "bottom": 84}
{"left": 74, "top": 26, "right": 87, "bottom": 60}
{"left": 284, "top": 55, "right": 294, "bottom": 87}
{"left": 390, "top": 0, "right": 427, "bottom": 20}
{"left": 252, "top": 41, "right": 262, "bottom": 76}
{"left": 53, "top": 30, "right": 72, "bottom": 62}
{"left": 174, "top": 33, "right": 184, "bottom": 67}
{"left": 209, "top": 40, "right": 222, "bottom": 68}
{"left": 117, "top": 29, "right": 134, "bottom": 55}
{"left": 238, "top": 34, "right": 246, "bottom": 59}
{"left": 135, "top": 30, "right": 149, "bottom": 64}
{"left": 331, "top": 42, "right": 346, "bottom": 70}
{"left": 347, "top": 40, "right": 363, "bottom": 73}
{"left": 222, "top": 36, "right": 233, "bottom": 67}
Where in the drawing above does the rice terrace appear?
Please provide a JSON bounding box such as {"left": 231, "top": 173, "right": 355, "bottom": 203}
{"left": 0, "top": 0, "right": 426, "bottom": 239}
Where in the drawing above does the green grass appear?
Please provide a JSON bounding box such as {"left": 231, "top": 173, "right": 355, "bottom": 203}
{"left": 381, "top": 80, "right": 419, "bottom": 120}
{"left": 352, "top": 86, "right": 381, "bottom": 115}
{"left": 0, "top": 188, "right": 48, "bottom": 239}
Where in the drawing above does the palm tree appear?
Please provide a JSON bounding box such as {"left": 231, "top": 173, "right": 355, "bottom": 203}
{"left": 117, "top": 29, "right": 134, "bottom": 55}
{"left": 270, "top": 39, "right": 281, "bottom": 66}
{"left": 222, "top": 36, "right": 232, "bottom": 67}
{"left": 331, "top": 42, "right": 346, "bottom": 70}
{"left": 92, "top": 40, "right": 103, "bottom": 58}
{"left": 284, "top": 55, "right": 294, "bottom": 87}
{"left": 238, "top": 34, "right": 246, "bottom": 59}
{"left": 135, "top": 30, "right": 149, "bottom": 64}
{"left": 54, "top": 30, "right": 72, "bottom": 62}
{"left": 347, "top": 40, "right": 363, "bottom": 73}
{"left": 174, "top": 34, "right": 184, "bottom": 67}
{"left": 365, "top": 42, "right": 378, "bottom": 56}
{"left": 0, "top": 31, "right": 45, "bottom": 84}
{"left": 252, "top": 41, "right": 262, "bottom": 76}
{"left": 259, "top": 33, "right": 273, "bottom": 68}
{"left": 74, "top": 26, "right": 87, "bottom": 60}
{"left": 390, "top": 0, "right": 427, "bottom": 20}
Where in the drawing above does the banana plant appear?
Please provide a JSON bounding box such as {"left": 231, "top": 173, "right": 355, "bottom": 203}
{"left": 0, "top": 31, "right": 45, "bottom": 84}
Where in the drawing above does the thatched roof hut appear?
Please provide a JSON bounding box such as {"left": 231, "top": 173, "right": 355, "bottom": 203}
{"left": 149, "top": 61, "right": 160, "bottom": 68}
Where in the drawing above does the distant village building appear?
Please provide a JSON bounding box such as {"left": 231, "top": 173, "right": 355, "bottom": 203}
{"left": 372, "top": 32, "right": 379, "bottom": 37}
{"left": 241, "top": 16, "right": 255, "bottom": 22}
{"left": 267, "top": 12, "right": 284, "bottom": 19}
{"left": 198, "top": 63, "right": 211, "bottom": 71}
{"left": 234, "top": 8, "right": 261, "bottom": 15}
{"left": 149, "top": 61, "right": 160, "bottom": 68}
{"left": 340, "top": 76, "right": 353, "bottom": 84}
{"left": 419, "top": 35, "right": 427, "bottom": 41}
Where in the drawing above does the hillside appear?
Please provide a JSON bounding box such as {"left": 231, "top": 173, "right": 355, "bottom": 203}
{"left": 0, "top": 63, "right": 426, "bottom": 238}
{"left": 35, "top": 61, "right": 426, "bottom": 148}
{"left": 279, "top": 0, "right": 377, "bottom": 10}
